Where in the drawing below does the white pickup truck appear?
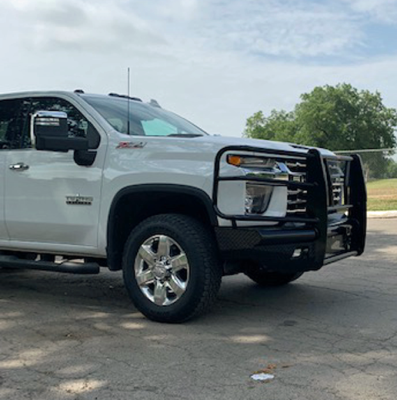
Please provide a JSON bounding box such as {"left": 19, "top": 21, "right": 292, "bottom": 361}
{"left": 0, "top": 90, "right": 367, "bottom": 322}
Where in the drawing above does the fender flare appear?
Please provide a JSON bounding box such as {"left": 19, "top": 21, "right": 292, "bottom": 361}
{"left": 106, "top": 184, "right": 218, "bottom": 270}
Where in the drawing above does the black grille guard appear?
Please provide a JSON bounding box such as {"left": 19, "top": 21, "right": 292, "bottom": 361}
{"left": 212, "top": 146, "right": 367, "bottom": 268}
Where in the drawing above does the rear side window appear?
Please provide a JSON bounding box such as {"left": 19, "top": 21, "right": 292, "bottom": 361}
{"left": 0, "top": 99, "right": 25, "bottom": 150}
{"left": 0, "top": 96, "right": 101, "bottom": 150}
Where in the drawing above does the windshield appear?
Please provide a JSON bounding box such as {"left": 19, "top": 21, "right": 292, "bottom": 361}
{"left": 82, "top": 95, "right": 207, "bottom": 137}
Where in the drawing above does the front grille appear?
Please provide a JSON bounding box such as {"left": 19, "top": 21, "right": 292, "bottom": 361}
{"left": 286, "top": 159, "right": 307, "bottom": 214}
{"left": 285, "top": 157, "right": 347, "bottom": 215}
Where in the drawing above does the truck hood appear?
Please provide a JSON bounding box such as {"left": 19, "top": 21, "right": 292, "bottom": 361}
{"left": 196, "top": 135, "right": 335, "bottom": 157}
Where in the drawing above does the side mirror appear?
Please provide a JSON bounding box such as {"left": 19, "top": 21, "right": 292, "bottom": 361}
{"left": 32, "top": 111, "right": 89, "bottom": 152}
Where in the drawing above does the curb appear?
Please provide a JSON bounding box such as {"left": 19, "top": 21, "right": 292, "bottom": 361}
{"left": 367, "top": 210, "right": 397, "bottom": 219}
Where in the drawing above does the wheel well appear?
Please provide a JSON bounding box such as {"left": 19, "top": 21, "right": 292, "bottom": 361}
{"left": 107, "top": 186, "right": 217, "bottom": 271}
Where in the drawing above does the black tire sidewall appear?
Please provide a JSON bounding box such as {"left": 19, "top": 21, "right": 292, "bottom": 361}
{"left": 122, "top": 215, "right": 218, "bottom": 322}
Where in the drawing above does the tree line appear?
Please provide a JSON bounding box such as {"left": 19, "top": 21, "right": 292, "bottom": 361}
{"left": 244, "top": 84, "right": 397, "bottom": 180}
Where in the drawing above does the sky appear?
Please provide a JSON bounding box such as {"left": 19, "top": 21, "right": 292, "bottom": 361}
{"left": 1, "top": 0, "right": 397, "bottom": 137}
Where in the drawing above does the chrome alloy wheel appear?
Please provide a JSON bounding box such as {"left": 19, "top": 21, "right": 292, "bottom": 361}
{"left": 134, "top": 235, "right": 190, "bottom": 306}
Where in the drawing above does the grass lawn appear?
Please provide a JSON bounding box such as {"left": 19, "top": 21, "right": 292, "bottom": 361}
{"left": 367, "top": 179, "right": 397, "bottom": 211}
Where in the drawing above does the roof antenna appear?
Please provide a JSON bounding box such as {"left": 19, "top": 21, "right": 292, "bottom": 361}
{"left": 127, "top": 67, "right": 131, "bottom": 135}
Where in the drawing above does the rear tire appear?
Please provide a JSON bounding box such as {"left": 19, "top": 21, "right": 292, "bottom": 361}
{"left": 245, "top": 265, "right": 303, "bottom": 287}
{"left": 122, "top": 214, "right": 221, "bottom": 323}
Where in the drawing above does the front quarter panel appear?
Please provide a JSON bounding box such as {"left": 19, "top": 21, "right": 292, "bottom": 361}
{"left": 98, "top": 134, "right": 220, "bottom": 252}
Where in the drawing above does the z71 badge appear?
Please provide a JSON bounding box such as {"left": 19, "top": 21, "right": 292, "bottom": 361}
{"left": 116, "top": 141, "right": 147, "bottom": 149}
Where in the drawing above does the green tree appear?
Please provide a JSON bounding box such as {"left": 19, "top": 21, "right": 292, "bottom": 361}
{"left": 386, "top": 159, "right": 397, "bottom": 179}
{"left": 245, "top": 110, "right": 297, "bottom": 142}
{"left": 244, "top": 83, "right": 397, "bottom": 179}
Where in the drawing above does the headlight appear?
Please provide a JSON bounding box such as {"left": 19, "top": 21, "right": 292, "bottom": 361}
{"left": 245, "top": 183, "right": 273, "bottom": 214}
{"left": 227, "top": 154, "right": 277, "bottom": 169}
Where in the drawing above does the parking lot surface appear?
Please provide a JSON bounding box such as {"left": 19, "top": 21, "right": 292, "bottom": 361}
{"left": 0, "top": 219, "right": 396, "bottom": 400}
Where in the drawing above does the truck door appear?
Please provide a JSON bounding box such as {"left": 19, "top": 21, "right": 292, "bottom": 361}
{"left": 3, "top": 96, "right": 104, "bottom": 249}
{"left": 0, "top": 98, "right": 26, "bottom": 241}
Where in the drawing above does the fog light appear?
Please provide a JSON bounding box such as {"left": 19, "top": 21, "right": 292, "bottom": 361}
{"left": 292, "top": 247, "right": 309, "bottom": 259}
{"left": 245, "top": 183, "right": 273, "bottom": 214}
{"left": 292, "top": 249, "right": 302, "bottom": 258}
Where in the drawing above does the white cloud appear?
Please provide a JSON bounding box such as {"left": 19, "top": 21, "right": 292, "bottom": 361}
{"left": 152, "top": 0, "right": 198, "bottom": 19}
{"left": 0, "top": 0, "right": 365, "bottom": 58}
{"left": 192, "top": 0, "right": 363, "bottom": 57}
{"left": 343, "top": 0, "right": 397, "bottom": 23}
{"left": 0, "top": 0, "right": 397, "bottom": 138}
{"left": 0, "top": 0, "right": 165, "bottom": 53}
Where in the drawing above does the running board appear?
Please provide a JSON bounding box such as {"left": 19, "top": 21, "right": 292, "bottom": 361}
{"left": 0, "top": 256, "right": 100, "bottom": 274}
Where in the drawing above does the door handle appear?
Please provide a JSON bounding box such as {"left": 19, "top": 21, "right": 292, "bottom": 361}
{"left": 9, "top": 163, "right": 29, "bottom": 171}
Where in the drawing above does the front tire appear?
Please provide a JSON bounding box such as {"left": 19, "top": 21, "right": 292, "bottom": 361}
{"left": 122, "top": 214, "right": 221, "bottom": 323}
{"left": 245, "top": 265, "right": 303, "bottom": 287}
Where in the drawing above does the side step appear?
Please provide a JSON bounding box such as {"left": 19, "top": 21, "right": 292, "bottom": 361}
{"left": 0, "top": 256, "right": 100, "bottom": 274}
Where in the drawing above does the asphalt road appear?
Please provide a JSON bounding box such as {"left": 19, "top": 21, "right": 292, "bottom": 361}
{"left": 0, "top": 219, "right": 396, "bottom": 400}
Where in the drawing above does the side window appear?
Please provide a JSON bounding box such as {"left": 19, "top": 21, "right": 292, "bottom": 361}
{"left": 0, "top": 99, "right": 27, "bottom": 150}
{"left": 29, "top": 97, "right": 100, "bottom": 148}
{"left": 30, "top": 97, "right": 88, "bottom": 138}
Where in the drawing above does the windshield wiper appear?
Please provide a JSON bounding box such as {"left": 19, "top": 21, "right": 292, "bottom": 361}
{"left": 167, "top": 133, "right": 204, "bottom": 138}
